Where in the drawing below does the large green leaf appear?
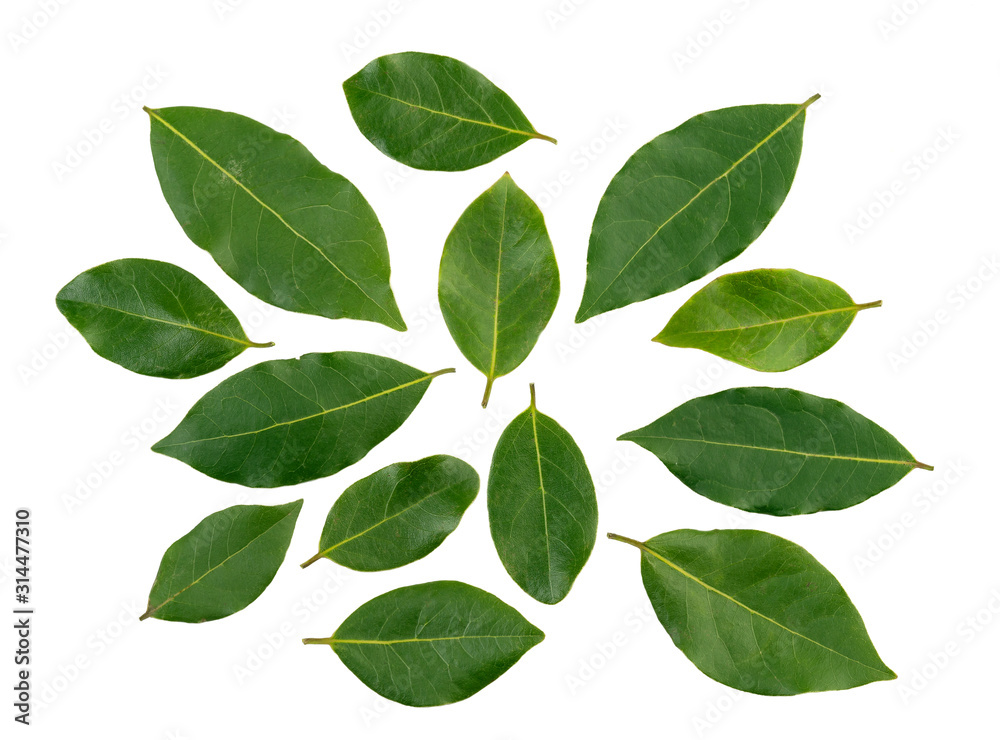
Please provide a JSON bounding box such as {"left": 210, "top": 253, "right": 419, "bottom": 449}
{"left": 576, "top": 96, "right": 818, "bottom": 322}
{"left": 439, "top": 174, "right": 559, "bottom": 407}
{"left": 488, "top": 385, "right": 597, "bottom": 604}
{"left": 655, "top": 269, "right": 881, "bottom": 371}
{"left": 152, "top": 352, "right": 453, "bottom": 488}
{"left": 56, "top": 258, "right": 272, "bottom": 379}
{"left": 303, "top": 580, "right": 543, "bottom": 706}
{"left": 609, "top": 529, "right": 896, "bottom": 695}
{"left": 141, "top": 500, "right": 302, "bottom": 623}
{"left": 343, "top": 52, "right": 556, "bottom": 172}
{"left": 145, "top": 105, "right": 405, "bottom": 330}
{"left": 620, "top": 387, "right": 932, "bottom": 516}
{"left": 301, "top": 455, "right": 479, "bottom": 571}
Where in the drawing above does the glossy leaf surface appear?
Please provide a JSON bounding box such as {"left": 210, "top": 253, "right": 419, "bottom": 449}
{"left": 344, "top": 52, "right": 556, "bottom": 171}
{"left": 655, "top": 269, "right": 880, "bottom": 371}
{"left": 302, "top": 455, "right": 479, "bottom": 571}
{"left": 577, "top": 97, "right": 818, "bottom": 322}
{"left": 619, "top": 387, "right": 931, "bottom": 516}
{"left": 488, "top": 385, "right": 597, "bottom": 604}
{"left": 142, "top": 500, "right": 302, "bottom": 622}
{"left": 146, "top": 106, "right": 405, "bottom": 329}
{"left": 56, "top": 258, "right": 271, "bottom": 379}
{"left": 610, "top": 529, "right": 896, "bottom": 695}
{"left": 153, "top": 352, "right": 453, "bottom": 488}
{"left": 304, "top": 581, "right": 544, "bottom": 706}
{"left": 439, "top": 174, "right": 559, "bottom": 407}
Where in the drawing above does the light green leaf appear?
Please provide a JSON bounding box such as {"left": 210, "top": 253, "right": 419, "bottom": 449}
{"left": 439, "top": 173, "right": 559, "bottom": 407}
{"left": 145, "top": 105, "right": 405, "bottom": 330}
{"left": 344, "top": 52, "right": 556, "bottom": 172}
{"left": 152, "top": 352, "right": 454, "bottom": 488}
{"left": 609, "top": 529, "right": 896, "bottom": 695}
{"left": 56, "top": 258, "right": 272, "bottom": 379}
{"left": 141, "top": 500, "right": 302, "bottom": 623}
{"left": 655, "top": 268, "right": 881, "bottom": 371}
{"left": 577, "top": 96, "right": 819, "bottom": 322}
{"left": 303, "top": 580, "right": 544, "bottom": 706}
{"left": 301, "top": 455, "right": 479, "bottom": 571}
{"left": 488, "top": 385, "right": 597, "bottom": 604}
{"left": 619, "top": 387, "right": 932, "bottom": 516}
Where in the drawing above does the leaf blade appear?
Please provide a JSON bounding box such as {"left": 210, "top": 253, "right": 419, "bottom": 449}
{"left": 577, "top": 96, "right": 817, "bottom": 322}
{"left": 142, "top": 500, "right": 302, "bottom": 623}
{"left": 619, "top": 386, "right": 930, "bottom": 515}
{"left": 439, "top": 174, "right": 560, "bottom": 406}
{"left": 152, "top": 352, "right": 454, "bottom": 488}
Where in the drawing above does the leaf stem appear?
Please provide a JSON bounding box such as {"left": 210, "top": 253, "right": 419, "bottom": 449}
{"left": 531, "top": 131, "right": 558, "bottom": 145}
{"left": 302, "top": 636, "right": 334, "bottom": 646}
{"left": 431, "top": 368, "right": 457, "bottom": 379}
{"left": 913, "top": 461, "right": 934, "bottom": 471}
{"left": 481, "top": 375, "right": 495, "bottom": 409}
{"left": 854, "top": 300, "right": 883, "bottom": 312}
{"left": 529, "top": 382, "right": 537, "bottom": 410}
{"left": 247, "top": 339, "right": 276, "bottom": 349}
{"left": 606, "top": 532, "right": 650, "bottom": 552}
{"left": 300, "top": 552, "right": 323, "bottom": 569}
{"left": 802, "top": 93, "right": 822, "bottom": 109}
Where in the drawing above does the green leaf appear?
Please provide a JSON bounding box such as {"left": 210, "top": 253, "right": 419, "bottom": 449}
{"left": 488, "top": 385, "right": 598, "bottom": 604}
{"left": 576, "top": 96, "right": 819, "bottom": 322}
{"left": 145, "top": 105, "right": 405, "bottom": 330}
{"left": 608, "top": 529, "right": 896, "bottom": 695}
{"left": 654, "top": 269, "right": 881, "bottom": 371}
{"left": 141, "top": 499, "right": 302, "bottom": 623}
{"left": 152, "top": 352, "right": 454, "bottom": 488}
{"left": 619, "top": 387, "right": 932, "bottom": 516}
{"left": 343, "top": 52, "right": 556, "bottom": 172}
{"left": 56, "top": 258, "right": 272, "bottom": 379}
{"left": 301, "top": 455, "right": 479, "bottom": 571}
{"left": 303, "top": 581, "right": 543, "bottom": 706}
{"left": 439, "top": 173, "right": 560, "bottom": 407}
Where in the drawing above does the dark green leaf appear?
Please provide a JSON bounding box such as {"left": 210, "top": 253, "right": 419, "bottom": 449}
{"left": 152, "top": 352, "right": 454, "bottom": 488}
{"left": 303, "top": 580, "right": 543, "bottom": 706}
{"left": 343, "top": 52, "right": 556, "bottom": 172}
{"left": 576, "top": 96, "right": 819, "bottom": 322}
{"left": 141, "top": 499, "right": 302, "bottom": 623}
{"left": 145, "top": 105, "right": 405, "bottom": 330}
{"left": 488, "top": 385, "right": 597, "bottom": 604}
{"left": 301, "top": 455, "right": 479, "bottom": 571}
{"left": 439, "top": 174, "right": 559, "bottom": 407}
{"left": 655, "top": 269, "right": 881, "bottom": 371}
{"left": 56, "top": 258, "right": 272, "bottom": 379}
{"left": 609, "top": 529, "right": 896, "bottom": 695}
{"left": 619, "top": 387, "right": 932, "bottom": 516}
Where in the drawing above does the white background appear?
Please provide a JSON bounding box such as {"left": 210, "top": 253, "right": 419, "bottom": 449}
{"left": 4, "top": 0, "right": 997, "bottom": 737}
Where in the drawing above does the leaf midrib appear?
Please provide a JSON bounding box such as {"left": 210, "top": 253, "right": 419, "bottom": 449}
{"left": 331, "top": 634, "right": 538, "bottom": 646}
{"left": 663, "top": 303, "right": 866, "bottom": 337}
{"left": 638, "top": 542, "right": 893, "bottom": 676}
{"left": 582, "top": 96, "right": 817, "bottom": 316}
{"left": 145, "top": 107, "right": 402, "bottom": 329}
{"left": 528, "top": 393, "right": 555, "bottom": 599}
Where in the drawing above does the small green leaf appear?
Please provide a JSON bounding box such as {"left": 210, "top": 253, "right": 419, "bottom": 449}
{"left": 56, "top": 258, "right": 272, "bottom": 379}
{"left": 343, "top": 52, "right": 556, "bottom": 172}
{"left": 488, "top": 385, "right": 598, "bottom": 604}
{"left": 577, "top": 96, "right": 818, "bottom": 322}
{"left": 153, "top": 352, "right": 454, "bottom": 488}
{"left": 439, "top": 174, "right": 559, "bottom": 407}
{"left": 141, "top": 500, "right": 302, "bottom": 623}
{"left": 609, "top": 529, "right": 896, "bottom": 695}
{"left": 303, "top": 581, "right": 544, "bottom": 706}
{"left": 301, "top": 455, "right": 479, "bottom": 571}
{"left": 620, "top": 387, "right": 932, "bottom": 516}
{"left": 655, "top": 268, "right": 881, "bottom": 371}
{"left": 145, "top": 105, "right": 405, "bottom": 330}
